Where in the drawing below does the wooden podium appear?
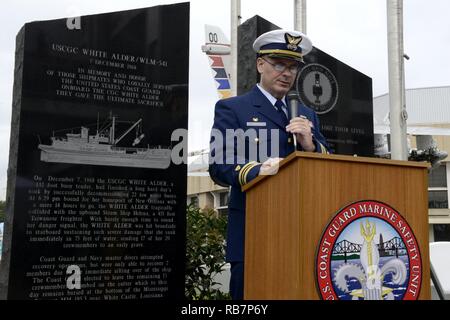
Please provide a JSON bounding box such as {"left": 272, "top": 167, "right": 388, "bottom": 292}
{"left": 242, "top": 152, "right": 431, "bottom": 300}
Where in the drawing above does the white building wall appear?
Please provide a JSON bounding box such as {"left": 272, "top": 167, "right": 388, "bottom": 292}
{"left": 374, "top": 86, "right": 450, "bottom": 125}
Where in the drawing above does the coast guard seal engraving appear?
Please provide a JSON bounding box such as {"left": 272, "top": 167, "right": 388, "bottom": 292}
{"left": 316, "top": 200, "right": 422, "bottom": 300}
{"left": 296, "top": 63, "right": 338, "bottom": 114}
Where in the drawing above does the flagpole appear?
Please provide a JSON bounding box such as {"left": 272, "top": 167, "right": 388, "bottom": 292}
{"left": 294, "top": 0, "right": 307, "bottom": 33}
{"left": 231, "top": 0, "right": 241, "bottom": 96}
{"left": 387, "top": 0, "right": 408, "bottom": 160}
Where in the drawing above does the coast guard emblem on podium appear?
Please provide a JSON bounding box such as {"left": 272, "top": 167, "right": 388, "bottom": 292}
{"left": 316, "top": 200, "right": 422, "bottom": 300}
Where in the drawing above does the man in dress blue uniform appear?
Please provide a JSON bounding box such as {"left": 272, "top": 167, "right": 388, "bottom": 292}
{"left": 209, "top": 29, "right": 330, "bottom": 300}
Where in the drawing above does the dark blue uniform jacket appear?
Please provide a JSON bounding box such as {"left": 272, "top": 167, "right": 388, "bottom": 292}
{"left": 209, "top": 85, "right": 329, "bottom": 262}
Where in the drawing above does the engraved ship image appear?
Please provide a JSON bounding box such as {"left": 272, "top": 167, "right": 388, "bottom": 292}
{"left": 38, "top": 112, "right": 171, "bottom": 169}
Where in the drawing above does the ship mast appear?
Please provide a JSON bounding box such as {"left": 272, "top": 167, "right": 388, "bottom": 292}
{"left": 96, "top": 113, "right": 99, "bottom": 136}
{"left": 109, "top": 111, "right": 115, "bottom": 144}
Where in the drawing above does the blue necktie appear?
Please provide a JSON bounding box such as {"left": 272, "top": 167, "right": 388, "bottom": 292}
{"left": 275, "top": 99, "right": 289, "bottom": 124}
{"left": 276, "top": 99, "right": 296, "bottom": 151}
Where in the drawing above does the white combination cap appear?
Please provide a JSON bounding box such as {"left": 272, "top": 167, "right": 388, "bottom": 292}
{"left": 253, "top": 29, "right": 312, "bottom": 62}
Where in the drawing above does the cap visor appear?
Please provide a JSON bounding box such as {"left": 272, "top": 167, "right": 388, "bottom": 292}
{"left": 265, "top": 53, "right": 303, "bottom": 63}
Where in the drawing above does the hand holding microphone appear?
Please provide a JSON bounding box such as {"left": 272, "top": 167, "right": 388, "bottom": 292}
{"left": 285, "top": 90, "right": 315, "bottom": 152}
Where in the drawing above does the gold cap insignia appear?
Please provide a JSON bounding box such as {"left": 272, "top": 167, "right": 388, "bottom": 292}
{"left": 252, "top": 117, "right": 259, "bottom": 122}
{"left": 285, "top": 33, "right": 302, "bottom": 51}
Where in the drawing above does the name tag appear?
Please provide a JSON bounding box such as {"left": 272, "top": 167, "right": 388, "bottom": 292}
{"left": 246, "top": 122, "right": 266, "bottom": 127}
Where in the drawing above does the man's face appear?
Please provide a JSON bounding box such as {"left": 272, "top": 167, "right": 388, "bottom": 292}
{"left": 257, "top": 56, "right": 300, "bottom": 99}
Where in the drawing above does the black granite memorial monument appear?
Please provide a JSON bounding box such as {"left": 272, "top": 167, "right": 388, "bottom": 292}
{"left": 298, "top": 47, "right": 374, "bottom": 156}
{"left": 0, "top": 3, "right": 189, "bottom": 300}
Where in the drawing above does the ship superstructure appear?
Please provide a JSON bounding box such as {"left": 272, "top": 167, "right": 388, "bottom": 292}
{"left": 38, "top": 113, "right": 171, "bottom": 169}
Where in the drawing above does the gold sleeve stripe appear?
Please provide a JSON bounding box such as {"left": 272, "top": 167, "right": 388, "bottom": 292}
{"left": 319, "top": 143, "right": 329, "bottom": 154}
{"left": 239, "top": 161, "right": 257, "bottom": 186}
{"left": 239, "top": 162, "right": 255, "bottom": 185}
{"left": 242, "top": 163, "right": 260, "bottom": 185}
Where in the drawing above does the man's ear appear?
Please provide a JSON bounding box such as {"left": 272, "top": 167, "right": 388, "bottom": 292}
{"left": 256, "top": 57, "right": 264, "bottom": 74}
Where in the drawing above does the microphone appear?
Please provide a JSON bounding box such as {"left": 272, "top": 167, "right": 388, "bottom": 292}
{"left": 287, "top": 90, "right": 299, "bottom": 120}
{"left": 286, "top": 90, "right": 300, "bottom": 149}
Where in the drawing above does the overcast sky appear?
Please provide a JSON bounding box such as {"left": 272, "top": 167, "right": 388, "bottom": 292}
{"left": 1, "top": 0, "right": 450, "bottom": 200}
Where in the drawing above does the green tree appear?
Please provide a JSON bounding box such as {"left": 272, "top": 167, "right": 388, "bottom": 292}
{"left": 185, "top": 204, "right": 230, "bottom": 300}
{"left": 0, "top": 200, "right": 5, "bottom": 223}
